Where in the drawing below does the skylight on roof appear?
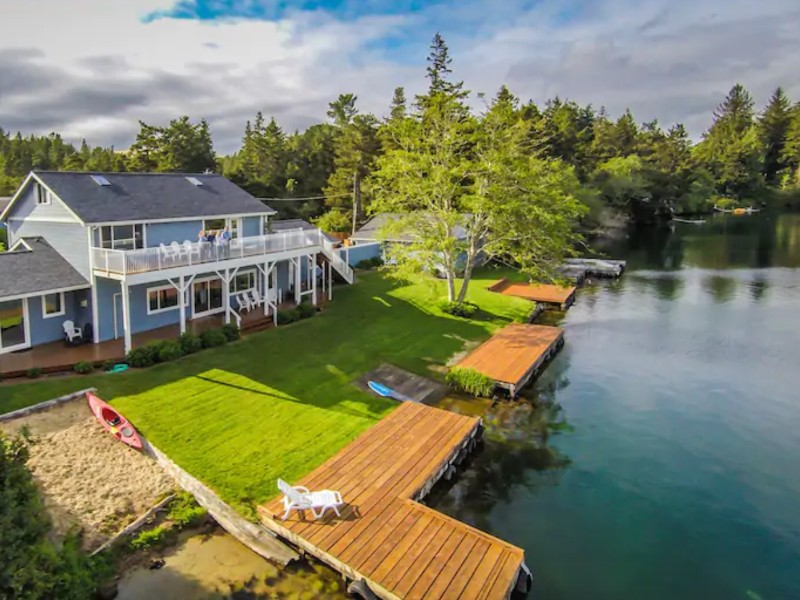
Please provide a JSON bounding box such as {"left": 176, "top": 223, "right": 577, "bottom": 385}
{"left": 90, "top": 175, "right": 111, "bottom": 186}
{"left": 185, "top": 176, "right": 204, "bottom": 186}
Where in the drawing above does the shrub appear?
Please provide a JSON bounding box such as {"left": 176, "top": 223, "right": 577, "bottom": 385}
{"left": 73, "top": 361, "right": 93, "bottom": 375}
{"left": 439, "top": 300, "right": 479, "bottom": 319}
{"left": 157, "top": 340, "right": 184, "bottom": 363}
{"left": 26, "top": 367, "right": 42, "bottom": 379}
{"left": 129, "top": 525, "right": 170, "bottom": 551}
{"left": 200, "top": 328, "right": 227, "bottom": 349}
{"left": 167, "top": 492, "right": 207, "bottom": 529}
{"left": 446, "top": 367, "right": 495, "bottom": 397}
{"left": 102, "top": 359, "right": 116, "bottom": 371}
{"left": 221, "top": 323, "right": 240, "bottom": 342}
{"left": 178, "top": 332, "right": 203, "bottom": 355}
{"left": 297, "top": 302, "right": 317, "bottom": 319}
{"left": 126, "top": 345, "right": 157, "bottom": 368}
{"left": 355, "top": 256, "right": 383, "bottom": 270}
{"left": 277, "top": 307, "right": 301, "bottom": 325}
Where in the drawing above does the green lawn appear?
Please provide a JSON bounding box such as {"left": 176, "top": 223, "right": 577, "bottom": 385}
{"left": 0, "top": 269, "right": 530, "bottom": 512}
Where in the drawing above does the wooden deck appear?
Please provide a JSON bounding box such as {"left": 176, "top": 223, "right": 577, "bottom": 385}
{"left": 258, "top": 402, "right": 526, "bottom": 600}
{"left": 0, "top": 309, "right": 274, "bottom": 377}
{"left": 488, "top": 278, "right": 576, "bottom": 310}
{"left": 456, "top": 323, "right": 563, "bottom": 396}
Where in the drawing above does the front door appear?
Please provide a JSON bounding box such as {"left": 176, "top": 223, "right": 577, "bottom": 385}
{"left": 192, "top": 278, "right": 224, "bottom": 317}
{"left": 0, "top": 299, "right": 29, "bottom": 352}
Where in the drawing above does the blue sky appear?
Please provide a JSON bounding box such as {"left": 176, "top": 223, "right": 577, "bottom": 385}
{"left": 0, "top": 0, "right": 798, "bottom": 152}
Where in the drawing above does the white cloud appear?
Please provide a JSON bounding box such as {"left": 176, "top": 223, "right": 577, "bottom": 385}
{"left": 0, "top": 0, "right": 797, "bottom": 152}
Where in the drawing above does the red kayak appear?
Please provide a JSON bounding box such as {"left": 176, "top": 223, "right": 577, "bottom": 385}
{"left": 86, "top": 391, "right": 143, "bottom": 450}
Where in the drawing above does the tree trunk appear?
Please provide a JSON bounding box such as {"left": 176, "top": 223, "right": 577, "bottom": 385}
{"left": 445, "top": 263, "right": 456, "bottom": 301}
{"left": 456, "top": 252, "right": 475, "bottom": 304}
{"left": 351, "top": 172, "right": 361, "bottom": 235}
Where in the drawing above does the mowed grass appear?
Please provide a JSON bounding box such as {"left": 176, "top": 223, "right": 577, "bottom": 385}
{"left": 0, "top": 269, "right": 531, "bottom": 512}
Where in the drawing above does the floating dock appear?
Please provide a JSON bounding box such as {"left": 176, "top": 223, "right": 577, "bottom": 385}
{"left": 488, "top": 278, "right": 576, "bottom": 310}
{"left": 456, "top": 324, "right": 564, "bottom": 397}
{"left": 559, "top": 258, "right": 626, "bottom": 281}
{"left": 259, "top": 402, "right": 529, "bottom": 600}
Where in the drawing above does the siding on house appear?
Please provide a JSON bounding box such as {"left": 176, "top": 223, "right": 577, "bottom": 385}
{"left": 6, "top": 185, "right": 91, "bottom": 279}
{"left": 95, "top": 278, "right": 121, "bottom": 342}
{"left": 146, "top": 220, "right": 203, "bottom": 247}
{"left": 129, "top": 281, "right": 183, "bottom": 334}
{"left": 242, "top": 216, "right": 262, "bottom": 237}
{"left": 27, "top": 292, "right": 77, "bottom": 346}
{"left": 341, "top": 242, "right": 382, "bottom": 266}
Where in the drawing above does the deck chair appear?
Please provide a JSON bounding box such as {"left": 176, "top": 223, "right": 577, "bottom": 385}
{"left": 63, "top": 320, "right": 82, "bottom": 342}
{"left": 249, "top": 289, "right": 264, "bottom": 308}
{"left": 277, "top": 478, "right": 343, "bottom": 520}
{"left": 169, "top": 241, "right": 182, "bottom": 261}
{"left": 183, "top": 240, "right": 202, "bottom": 263}
{"left": 236, "top": 293, "right": 253, "bottom": 313}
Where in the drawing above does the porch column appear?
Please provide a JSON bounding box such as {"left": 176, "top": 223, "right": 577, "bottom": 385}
{"left": 179, "top": 274, "right": 186, "bottom": 334}
{"left": 271, "top": 267, "right": 279, "bottom": 326}
{"left": 294, "top": 257, "right": 301, "bottom": 304}
{"left": 121, "top": 281, "right": 132, "bottom": 354}
{"left": 328, "top": 261, "right": 333, "bottom": 301}
{"left": 311, "top": 255, "right": 318, "bottom": 305}
{"left": 224, "top": 267, "right": 231, "bottom": 325}
{"left": 91, "top": 275, "right": 100, "bottom": 343}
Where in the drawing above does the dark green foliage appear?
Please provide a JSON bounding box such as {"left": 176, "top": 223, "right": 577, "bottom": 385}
{"left": 355, "top": 256, "right": 383, "bottom": 270}
{"left": 102, "top": 359, "right": 116, "bottom": 371}
{"left": 167, "top": 492, "right": 207, "bottom": 528}
{"left": 126, "top": 345, "right": 157, "bottom": 368}
{"left": 439, "top": 300, "right": 479, "bottom": 318}
{"left": 26, "top": 368, "right": 41, "bottom": 379}
{"left": 446, "top": 367, "right": 495, "bottom": 397}
{"left": 0, "top": 432, "right": 109, "bottom": 598}
{"left": 156, "top": 340, "right": 185, "bottom": 363}
{"left": 129, "top": 525, "right": 170, "bottom": 551}
{"left": 128, "top": 116, "right": 215, "bottom": 173}
{"left": 73, "top": 361, "right": 93, "bottom": 375}
{"left": 297, "top": 301, "right": 318, "bottom": 319}
{"left": 221, "top": 323, "right": 240, "bottom": 342}
{"left": 200, "top": 329, "right": 227, "bottom": 349}
{"left": 759, "top": 88, "right": 793, "bottom": 185}
{"left": 277, "top": 308, "right": 300, "bottom": 324}
{"left": 178, "top": 332, "right": 203, "bottom": 355}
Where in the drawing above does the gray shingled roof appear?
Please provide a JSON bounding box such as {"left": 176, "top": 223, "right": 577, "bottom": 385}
{"left": 33, "top": 172, "right": 276, "bottom": 223}
{"left": 351, "top": 213, "right": 468, "bottom": 242}
{"left": 0, "top": 238, "right": 89, "bottom": 299}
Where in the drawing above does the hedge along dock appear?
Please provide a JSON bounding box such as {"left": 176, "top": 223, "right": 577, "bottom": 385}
{"left": 456, "top": 323, "right": 564, "bottom": 397}
{"left": 488, "top": 278, "right": 576, "bottom": 311}
{"left": 258, "top": 402, "right": 530, "bottom": 600}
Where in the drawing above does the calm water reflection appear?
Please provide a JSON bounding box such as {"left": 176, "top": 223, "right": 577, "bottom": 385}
{"left": 431, "top": 213, "right": 800, "bottom": 599}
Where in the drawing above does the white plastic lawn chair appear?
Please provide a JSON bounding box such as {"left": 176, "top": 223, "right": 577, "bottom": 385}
{"left": 277, "top": 478, "right": 343, "bottom": 520}
{"left": 169, "top": 241, "right": 183, "bottom": 261}
{"left": 63, "top": 320, "right": 82, "bottom": 342}
{"left": 249, "top": 289, "right": 264, "bottom": 308}
{"left": 183, "top": 240, "right": 202, "bottom": 263}
{"left": 237, "top": 293, "right": 253, "bottom": 313}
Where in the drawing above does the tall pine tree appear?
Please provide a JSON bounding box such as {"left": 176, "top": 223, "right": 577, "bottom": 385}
{"left": 758, "top": 87, "right": 792, "bottom": 184}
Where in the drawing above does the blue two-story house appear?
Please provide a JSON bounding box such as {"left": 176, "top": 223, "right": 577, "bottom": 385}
{"left": 0, "top": 171, "right": 353, "bottom": 357}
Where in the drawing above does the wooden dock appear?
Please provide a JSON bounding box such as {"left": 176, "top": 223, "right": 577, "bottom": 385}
{"left": 258, "top": 402, "right": 528, "bottom": 600}
{"left": 456, "top": 324, "right": 564, "bottom": 397}
{"left": 560, "top": 258, "right": 626, "bottom": 280}
{"left": 488, "top": 278, "right": 576, "bottom": 310}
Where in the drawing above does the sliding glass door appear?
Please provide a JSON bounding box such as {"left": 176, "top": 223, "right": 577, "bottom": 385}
{"left": 0, "top": 299, "right": 28, "bottom": 352}
{"left": 192, "top": 278, "right": 224, "bottom": 317}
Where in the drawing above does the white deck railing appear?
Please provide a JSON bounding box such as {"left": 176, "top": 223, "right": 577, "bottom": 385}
{"left": 91, "top": 229, "right": 325, "bottom": 276}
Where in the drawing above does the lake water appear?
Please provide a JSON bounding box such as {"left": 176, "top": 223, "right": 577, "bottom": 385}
{"left": 431, "top": 213, "right": 800, "bottom": 599}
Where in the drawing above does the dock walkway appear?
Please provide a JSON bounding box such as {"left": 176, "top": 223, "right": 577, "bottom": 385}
{"left": 456, "top": 323, "right": 564, "bottom": 397}
{"left": 488, "top": 278, "right": 576, "bottom": 310}
{"left": 259, "top": 402, "right": 526, "bottom": 600}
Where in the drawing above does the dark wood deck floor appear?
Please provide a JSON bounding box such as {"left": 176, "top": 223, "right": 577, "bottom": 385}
{"left": 259, "top": 402, "right": 525, "bottom": 600}
{"left": 0, "top": 309, "right": 273, "bottom": 377}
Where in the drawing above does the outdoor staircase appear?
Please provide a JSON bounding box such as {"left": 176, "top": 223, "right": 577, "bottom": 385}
{"left": 320, "top": 237, "right": 354, "bottom": 284}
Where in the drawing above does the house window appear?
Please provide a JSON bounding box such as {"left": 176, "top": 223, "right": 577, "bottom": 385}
{"left": 147, "top": 285, "right": 180, "bottom": 314}
{"left": 203, "top": 218, "right": 239, "bottom": 239}
{"left": 41, "top": 292, "right": 65, "bottom": 319}
{"left": 230, "top": 270, "right": 256, "bottom": 294}
{"left": 100, "top": 224, "right": 144, "bottom": 250}
{"left": 36, "top": 185, "right": 51, "bottom": 205}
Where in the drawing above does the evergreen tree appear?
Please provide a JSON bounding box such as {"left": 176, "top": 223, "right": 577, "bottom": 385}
{"left": 389, "top": 86, "right": 407, "bottom": 121}
{"left": 326, "top": 94, "right": 358, "bottom": 127}
{"left": 781, "top": 104, "right": 800, "bottom": 187}
{"left": 425, "top": 33, "right": 464, "bottom": 97}
{"left": 128, "top": 117, "right": 215, "bottom": 173}
{"left": 758, "top": 87, "right": 792, "bottom": 184}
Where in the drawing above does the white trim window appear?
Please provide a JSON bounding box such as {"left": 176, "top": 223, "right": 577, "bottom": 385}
{"left": 147, "top": 284, "right": 181, "bottom": 315}
{"left": 41, "top": 292, "right": 66, "bottom": 319}
{"left": 230, "top": 269, "right": 257, "bottom": 294}
{"left": 36, "top": 184, "right": 52, "bottom": 205}
{"left": 100, "top": 224, "right": 144, "bottom": 250}
{"left": 203, "top": 217, "right": 240, "bottom": 239}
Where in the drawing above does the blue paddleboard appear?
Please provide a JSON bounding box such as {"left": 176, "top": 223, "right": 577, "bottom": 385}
{"left": 368, "top": 380, "right": 394, "bottom": 397}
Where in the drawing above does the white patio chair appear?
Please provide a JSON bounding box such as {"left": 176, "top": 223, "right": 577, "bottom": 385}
{"left": 236, "top": 293, "right": 253, "bottom": 313}
{"left": 183, "top": 240, "right": 202, "bottom": 263}
{"left": 159, "top": 243, "right": 171, "bottom": 263}
{"left": 249, "top": 289, "right": 264, "bottom": 308}
{"left": 169, "top": 241, "right": 183, "bottom": 261}
{"left": 277, "top": 478, "right": 343, "bottom": 520}
{"left": 63, "top": 320, "right": 82, "bottom": 342}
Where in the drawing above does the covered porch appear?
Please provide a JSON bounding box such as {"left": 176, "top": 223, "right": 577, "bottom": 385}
{"left": 0, "top": 309, "right": 278, "bottom": 378}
